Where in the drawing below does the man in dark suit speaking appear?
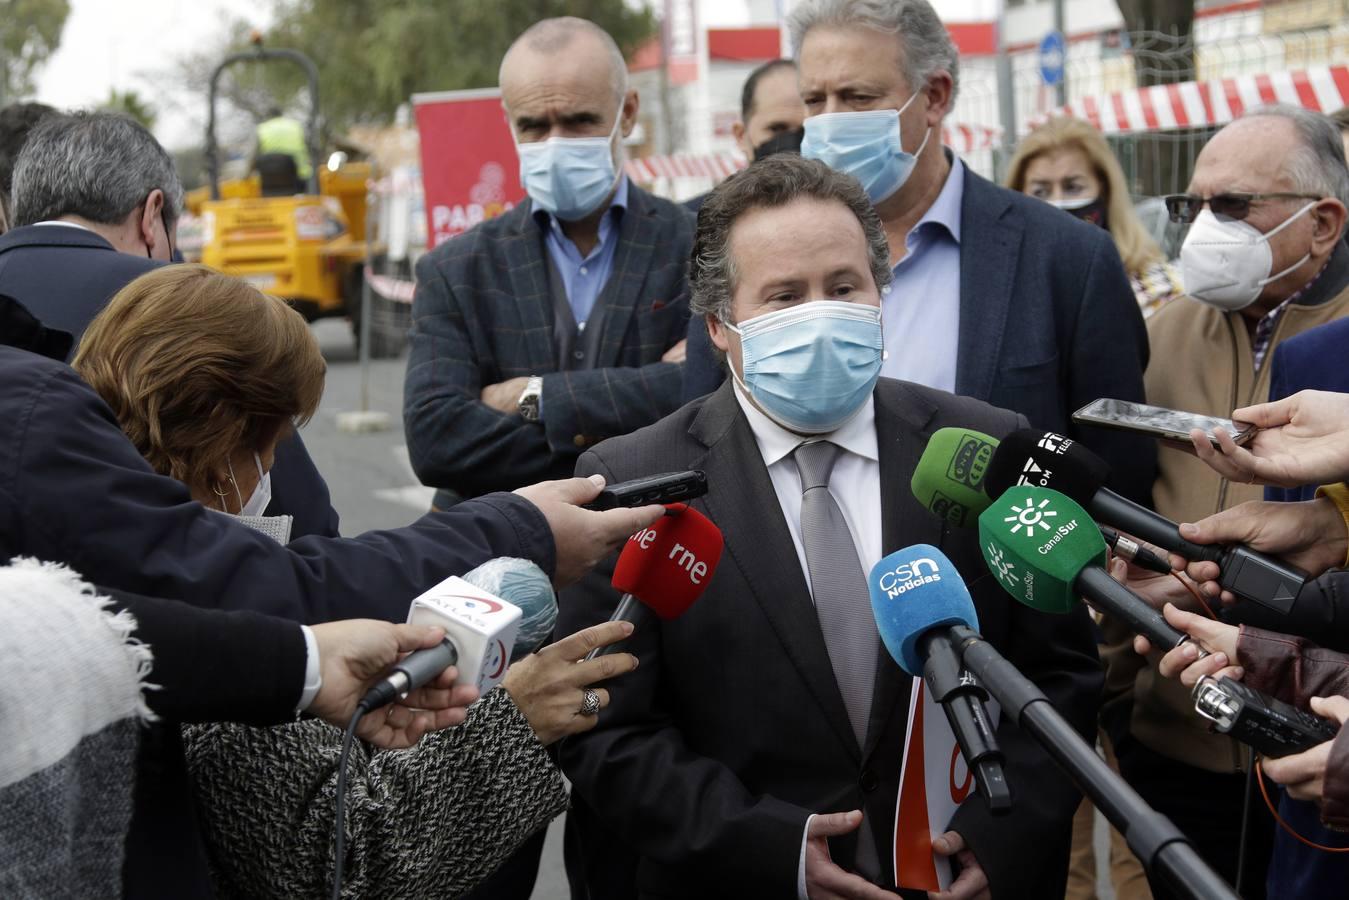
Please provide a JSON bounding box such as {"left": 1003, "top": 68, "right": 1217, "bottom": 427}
{"left": 404, "top": 17, "right": 693, "bottom": 508}
{"left": 558, "top": 156, "right": 1102, "bottom": 899}
{"left": 681, "top": 0, "right": 1155, "bottom": 506}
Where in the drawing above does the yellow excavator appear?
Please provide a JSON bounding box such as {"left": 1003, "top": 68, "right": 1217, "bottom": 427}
{"left": 185, "top": 38, "right": 399, "bottom": 355}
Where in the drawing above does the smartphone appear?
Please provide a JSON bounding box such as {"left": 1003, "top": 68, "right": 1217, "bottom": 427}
{"left": 584, "top": 470, "right": 708, "bottom": 511}
{"left": 1072, "top": 398, "right": 1256, "bottom": 451}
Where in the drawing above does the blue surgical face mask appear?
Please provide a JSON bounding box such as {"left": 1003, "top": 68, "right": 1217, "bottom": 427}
{"left": 515, "top": 110, "right": 622, "bottom": 221}
{"left": 723, "top": 300, "right": 884, "bottom": 434}
{"left": 801, "top": 92, "right": 931, "bottom": 204}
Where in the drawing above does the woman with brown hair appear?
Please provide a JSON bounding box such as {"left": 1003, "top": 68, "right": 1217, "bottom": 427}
{"left": 74, "top": 263, "right": 326, "bottom": 543}
{"left": 70, "top": 265, "right": 642, "bottom": 897}
{"left": 1007, "top": 116, "right": 1183, "bottom": 318}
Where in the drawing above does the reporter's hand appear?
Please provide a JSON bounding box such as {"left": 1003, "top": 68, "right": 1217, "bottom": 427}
{"left": 661, "top": 338, "right": 688, "bottom": 364}
{"left": 502, "top": 619, "right": 639, "bottom": 745}
{"left": 1107, "top": 556, "right": 1203, "bottom": 613}
{"left": 308, "top": 620, "right": 480, "bottom": 750}
{"left": 1190, "top": 390, "right": 1349, "bottom": 488}
{"left": 481, "top": 376, "right": 531, "bottom": 415}
{"left": 805, "top": 811, "right": 900, "bottom": 900}
{"left": 1261, "top": 696, "right": 1349, "bottom": 803}
{"left": 1133, "top": 604, "right": 1243, "bottom": 687}
{"left": 515, "top": 475, "right": 665, "bottom": 588}
{"left": 928, "top": 831, "right": 990, "bottom": 900}
{"left": 1169, "top": 499, "right": 1348, "bottom": 604}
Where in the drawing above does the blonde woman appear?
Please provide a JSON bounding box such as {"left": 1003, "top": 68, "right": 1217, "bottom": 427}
{"left": 1008, "top": 116, "right": 1183, "bottom": 318}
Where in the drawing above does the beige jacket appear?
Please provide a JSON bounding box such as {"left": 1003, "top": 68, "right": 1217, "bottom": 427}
{"left": 1102, "top": 281, "right": 1349, "bottom": 773}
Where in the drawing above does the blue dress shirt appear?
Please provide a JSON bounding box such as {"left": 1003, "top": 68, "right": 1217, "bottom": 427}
{"left": 536, "top": 176, "right": 629, "bottom": 330}
{"left": 880, "top": 155, "right": 964, "bottom": 393}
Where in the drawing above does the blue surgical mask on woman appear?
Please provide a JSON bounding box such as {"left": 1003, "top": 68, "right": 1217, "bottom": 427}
{"left": 515, "top": 111, "right": 622, "bottom": 221}
{"left": 722, "top": 300, "right": 885, "bottom": 434}
{"left": 801, "top": 92, "right": 932, "bottom": 204}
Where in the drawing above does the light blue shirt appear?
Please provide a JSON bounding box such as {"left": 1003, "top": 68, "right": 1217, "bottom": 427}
{"left": 880, "top": 155, "right": 963, "bottom": 393}
{"left": 537, "top": 176, "right": 629, "bottom": 329}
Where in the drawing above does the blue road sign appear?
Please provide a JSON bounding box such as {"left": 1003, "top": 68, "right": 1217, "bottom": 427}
{"left": 1039, "top": 30, "right": 1066, "bottom": 86}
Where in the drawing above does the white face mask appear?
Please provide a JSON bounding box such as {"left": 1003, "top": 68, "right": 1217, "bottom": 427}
{"left": 1180, "top": 202, "right": 1317, "bottom": 311}
{"left": 217, "top": 454, "right": 293, "bottom": 544}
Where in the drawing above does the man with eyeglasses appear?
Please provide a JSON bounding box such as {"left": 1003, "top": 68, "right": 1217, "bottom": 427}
{"left": 1102, "top": 103, "right": 1349, "bottom": 899}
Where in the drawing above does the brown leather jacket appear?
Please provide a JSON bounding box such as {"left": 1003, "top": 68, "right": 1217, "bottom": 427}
{"left": 1238, "top": 626, "right": 1349, "bottom": 831}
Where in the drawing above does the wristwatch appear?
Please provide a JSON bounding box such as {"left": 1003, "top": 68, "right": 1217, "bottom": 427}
{"left": 518, "top": 375, "right": 544, "bottom": 422}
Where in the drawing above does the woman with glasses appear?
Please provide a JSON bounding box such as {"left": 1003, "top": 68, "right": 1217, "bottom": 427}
{"left": 1008, "top": 116, "right": 1184, "bottom": 318}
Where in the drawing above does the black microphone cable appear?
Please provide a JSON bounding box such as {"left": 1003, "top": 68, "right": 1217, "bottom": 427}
{"left": 330, "top": 693, "right": 383, "bottom": 900}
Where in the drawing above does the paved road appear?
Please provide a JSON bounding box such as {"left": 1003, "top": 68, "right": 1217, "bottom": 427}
{"left": 303, "top": 320, "right": 1119, "bottom": 900}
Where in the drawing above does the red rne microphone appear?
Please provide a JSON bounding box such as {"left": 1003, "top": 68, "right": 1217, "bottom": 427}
{"left": 584, "top": 504, "right": 724, "bottom": 660}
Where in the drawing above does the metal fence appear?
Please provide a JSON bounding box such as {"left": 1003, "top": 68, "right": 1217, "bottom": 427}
{"left": 957, "top": 10, "right": 1349, "bottom": 196}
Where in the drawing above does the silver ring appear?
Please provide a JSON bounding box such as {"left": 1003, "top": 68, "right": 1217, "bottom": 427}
{"left": 579, "top": 688, "right": 601, "bottom": 716}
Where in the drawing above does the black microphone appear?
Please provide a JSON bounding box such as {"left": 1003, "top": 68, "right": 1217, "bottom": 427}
{"left": 1100, "top": 526, "right": 1172, "bottom": 576}
{"left": 985, "top": 430, "right": 1307, "bottom": 614}
{"left": 947, "top": 625, "right": 1239, "bottom": 900}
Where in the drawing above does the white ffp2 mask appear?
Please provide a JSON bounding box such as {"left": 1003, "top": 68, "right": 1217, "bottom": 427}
{"left": 1180, "top": 202, "right": 1316, "bottom": 311}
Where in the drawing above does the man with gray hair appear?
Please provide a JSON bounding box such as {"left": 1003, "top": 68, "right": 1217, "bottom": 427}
{"left": 1, "top": 111, "right": 179, "bottom": 337}
{"left": 681, "top": 0, "right": 1156, "bottom": 506}
{"left": 559, "top": 154, "right": 1101, "bottom": 900}
{"left": 404, "top": 16, "right": 693, "bottom": 509}
{"left": 0, "top": 109, "right": 340, "bottom": 540}
{"left": 1109, "top": 103, "right": 1349, "bottom": 897}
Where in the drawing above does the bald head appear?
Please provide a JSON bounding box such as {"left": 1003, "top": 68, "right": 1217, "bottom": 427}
{"left": 1188, "top": 105, "right": 1349, "bottom": 311}
{"left": 500, "top": 17, "right": 628, "bottom": 108}
{"left": 499, "top": 17, "right": 638, "bottom": 158}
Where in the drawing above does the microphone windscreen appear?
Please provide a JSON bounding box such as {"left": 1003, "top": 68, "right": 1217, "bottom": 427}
{"left": 461, "top": 557, "right": 557, "bottom": 660}
{"left": 868, "top": 544, "right": 979, "bottom": 676}
{"left": 977, "top": 486, "right": 1107, "bottom": 613}
{"left": 984, "top": 429, "right": 1112, "bottom": 504}
{"left": 910, "top": 427, "right": 999, "bottom": 527}
{"left": 613, "top": 504, "right": 724, "bottom": 620}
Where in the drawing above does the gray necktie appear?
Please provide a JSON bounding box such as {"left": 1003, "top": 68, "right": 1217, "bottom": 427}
{"left": 795, "top": 440, "right": 882, "bottom": 881}
{"left": 794, "top": 440, "right": 877, "bottom": 747}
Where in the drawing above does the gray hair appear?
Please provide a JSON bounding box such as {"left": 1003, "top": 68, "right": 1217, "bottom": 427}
{"left": 788, "top": 0, "right": 960, "bottom": 103}
{"left": 690, "top": 155, "right": 893, "bottom": 324}
{"left": 1241, "top": 104, "right": 1349, "bottom": 209}
{"left": 501, "top": 17, "right": 629, "bottom": 107}
{"left": 12, "top": 111, "right": 183, "bottom": 228}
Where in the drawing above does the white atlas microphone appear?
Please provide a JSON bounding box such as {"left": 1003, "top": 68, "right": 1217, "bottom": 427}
{"left": 358, "top": 558, "right": 555, "bottom": 712}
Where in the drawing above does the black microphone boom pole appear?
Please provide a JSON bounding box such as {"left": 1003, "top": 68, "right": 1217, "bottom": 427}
{"left": 948, "top": 625, "right": 1238, "bottom": 900}
{"left": 918, "top": 630, "right": 1011, "bottom": 812}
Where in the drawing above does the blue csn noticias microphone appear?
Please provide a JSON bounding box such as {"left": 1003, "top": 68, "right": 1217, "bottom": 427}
{"left": 868, "top": 545, "right": 1011, "bottom": 812}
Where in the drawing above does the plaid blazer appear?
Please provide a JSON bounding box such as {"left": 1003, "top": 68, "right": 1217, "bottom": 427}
{"left": 404, "top": 183, "right": 693, "bottom": 500}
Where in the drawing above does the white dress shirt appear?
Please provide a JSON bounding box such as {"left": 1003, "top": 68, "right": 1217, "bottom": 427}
{"left": 730, "top": 384, "right": 883, "bottom": 898}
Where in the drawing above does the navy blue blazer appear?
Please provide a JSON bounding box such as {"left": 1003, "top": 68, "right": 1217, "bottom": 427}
{"left": 1266, "top": 316, "right": 1349, "bottom": 503}
{"left": 0, "top": 338, "right": 555, "bottom": 624}
{"left": 1257, "top": 318, "right": 1349, "bottom": 900}
{"left": 404, "top": 183, "right": 693, "bottom": 502}
{"left": 0, "top": 224, "right": 339, "bottom": 537}
{"left": 681, "top": 166, "right": 1156, "bottom": 504}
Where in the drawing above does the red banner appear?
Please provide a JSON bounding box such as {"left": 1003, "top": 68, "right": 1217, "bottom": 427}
{"left": 412, "top": 88, "right": 524, "bottom": 248}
